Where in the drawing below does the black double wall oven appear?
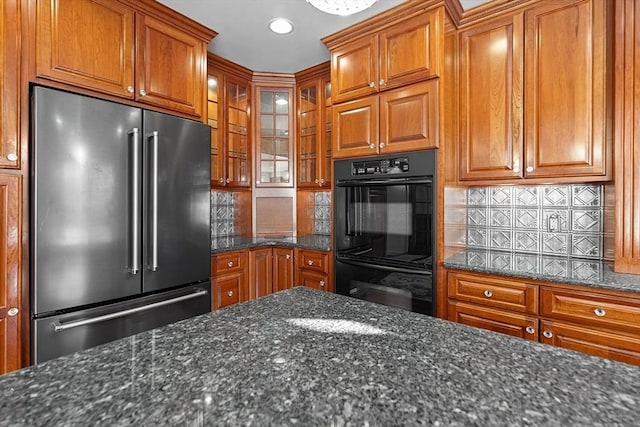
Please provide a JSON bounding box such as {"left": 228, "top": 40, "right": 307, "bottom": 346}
{"left": 334, "top": 150, "right": 437, "bottom": 316}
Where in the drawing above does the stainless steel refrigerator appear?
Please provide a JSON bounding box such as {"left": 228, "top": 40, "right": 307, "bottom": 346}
{"left": 31, "top": 86, "right": 211, "bottom": 364}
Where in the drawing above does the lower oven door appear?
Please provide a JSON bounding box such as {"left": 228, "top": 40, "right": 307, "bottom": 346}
{"left": 335, "top": 258, "right": 434, "bottom": 316}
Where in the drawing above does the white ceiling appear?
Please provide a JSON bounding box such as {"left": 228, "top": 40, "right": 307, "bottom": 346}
{"left": 157, "top": 0, "right": 489, "bottom": 74}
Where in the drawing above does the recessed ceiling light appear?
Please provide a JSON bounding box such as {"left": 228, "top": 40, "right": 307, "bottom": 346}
{"left": 269, "top": 18, "right": 293, "bottom": 35}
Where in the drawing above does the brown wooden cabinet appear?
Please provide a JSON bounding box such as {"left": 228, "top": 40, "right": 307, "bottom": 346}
{"left": 36, "top": 0, "right": 215, "bottom": 118}
{"left": 458, "top": 0, "right": 611, "bottom": 183}
{"left": 332, "top": 80, "right": 438, "bottom": 159}
{"left": 1, "top": 0, "right": 20, "bottom": 169}
{"left": 0, "top": 174, "right": 22, "bottom": 374}
{"left": 296, "top": 249, "right": 332, "bottom": 292}
{"left": 208, "top": 55, "right": 252, "bottom": 188}
{"left": 328, "top": 10, "right": 442, "bottom": 104}
{"left": 249, "top": 246, "right": 295, "bottom": 299}
{"left": 296, "top": 63, "right": 332, "bottom": 189}
{"left": 447, "top": 269, "right": 640, "bottom": 366}
{"left": 211, "top": 251, "right": 248, "bottom": 310}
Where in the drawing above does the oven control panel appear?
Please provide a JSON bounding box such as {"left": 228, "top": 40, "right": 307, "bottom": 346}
{"left": 352, "top": 157, "right": 410, "bottom": 175}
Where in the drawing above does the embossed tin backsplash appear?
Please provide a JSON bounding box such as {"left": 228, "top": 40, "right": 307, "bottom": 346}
{"left": 314, "top": 191, "right": 331, "bottom": 235}
{"left": 466, "top": 185, "right": 604, "bottom": 259}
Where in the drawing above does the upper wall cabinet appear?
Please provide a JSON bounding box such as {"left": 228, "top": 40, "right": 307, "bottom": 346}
{"left": 36, "top": 0, "right": 216, "bottom": 119}
{"left": 327, "top": 8, "right": 443, "bottom": 104}
{"left": 1, "top": 0, "right": 20, "bottom": 169}
{"left": 459, "top": 0, "right": 612, "bottom": 183}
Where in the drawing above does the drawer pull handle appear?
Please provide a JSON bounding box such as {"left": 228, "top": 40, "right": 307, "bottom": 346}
{"left": 542, "top": 330, "right": 553, "bottom": 339}
{"left": 227, "top": 261, "right": 234, "bottom": 268}
{"left": 227, "top": 290, "right": 233, "bottom": 297}
{"left": 525, "top": 326, "right": 535, "bottom": 334}
{"left": 369, "top": 144, "right": 376, "bottom": 150}
{"left": 369, "top": 81, "right": 376, "bottom": 88}
{"left": 307, "top": 260, "right": 314, "bottom": 266}
{"left": 483, "top": 290, "right": 493, "bottom": 298}
{"left": 319, "top": 280, "right": 325, "bottom": 288}
{"left": 594, "top": 308, "right": 606, "bottom": 317}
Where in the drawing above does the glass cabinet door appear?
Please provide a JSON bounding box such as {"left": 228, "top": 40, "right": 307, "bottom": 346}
{"left": 207, "top": 73, "right": 224, "bottom": 186}
{"left": 323, "top": 78, "right": 332, "bottom": 187}
{"left": 257, "top": 87, "right": 293, "bottom": 186}
{"left": 298, "top": 82, "right": 319, "bottom": 187}
{"left": 227, "top": 79, "right": 250, "bottom": 187}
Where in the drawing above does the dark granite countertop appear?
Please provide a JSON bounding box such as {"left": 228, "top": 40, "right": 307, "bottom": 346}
{"left": 1, "top": 287, "right": 639, "bottom": 426}
{"left": 444, "top": 247, "right": 640, "bottom": 294}
{"left": 211, "top": 234, "right": 332, "bottom": 254}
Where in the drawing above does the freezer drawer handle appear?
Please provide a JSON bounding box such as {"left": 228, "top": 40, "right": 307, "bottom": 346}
{"left": 129, "top": 128, "right": 141, "bottom": 275}
{"left": 51, "top": 288, "right": 208, "bottom": 332}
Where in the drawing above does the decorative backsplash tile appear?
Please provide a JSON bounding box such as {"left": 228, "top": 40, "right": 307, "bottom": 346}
{"left": 466, "top": 184, "right": 604, "bottom": 259}
{"left": 211, "top": 190, "right": 235, "bottom": 237}
{"left": 314, "top": 191, "right": 331, "bottom": 235}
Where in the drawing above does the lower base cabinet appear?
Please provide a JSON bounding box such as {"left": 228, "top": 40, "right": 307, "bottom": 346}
{"left": 249, "top": 246, "right": 295, "bottom": 299}
{"left": 296, "top": 249, "right": 333, "bottom": 292}
{"left": 211, "top": 250, "right": 248, "bottom": 310}
{"left": 446, "top": 269, "right": 640, "bottom": 366}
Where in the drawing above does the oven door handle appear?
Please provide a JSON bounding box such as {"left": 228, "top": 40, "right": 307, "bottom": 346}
{"left": 336, "top": 257, "right": 432, "bottom": 276}
{"left": 336, "top": 177, "right": 432, "bottom": 186}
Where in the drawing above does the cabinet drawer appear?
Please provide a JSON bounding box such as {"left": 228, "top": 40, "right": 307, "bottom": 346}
{"left": 448, "top": 301, "right": 539, "bottom": 341}
{"left": 448, "top": 272, "right": 538, "bottom": 314}
{"left": 213, "top": 274, "right": 242, "bottom": 310}
{"left": 298, "top": 270, "right": 331, "bottom": 292}
{"left": 298, "top": 250, "right": 329, "bottom": 273}
{"left": 212, "top": 251, "right": 247, "bottom": 274}
{"left": 540, "top": 287, "right": 640, "bottom": 335}
{"left": 540, "top": 320, "right": 640, "bottom": 366}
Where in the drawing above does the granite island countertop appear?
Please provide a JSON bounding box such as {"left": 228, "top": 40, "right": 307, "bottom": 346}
{"left": 1, "top": 287, "right": 639, "bottom": 426}
{"left": 211, "top": 234, "right": 332, "bottom": 254}
{"left": 444, "top": 247, "right": 640, "bottom": 294}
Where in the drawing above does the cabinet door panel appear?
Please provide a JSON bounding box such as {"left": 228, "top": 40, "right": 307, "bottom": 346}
{"left": 380, "top": 80, "right": 439, "bottom": 153}
{"left": 331, "top": 35, "right": 378, "bottom": 103}
{"left": 524, "top": 0, "right": 609, "bottom": 178}
{"left": 136, "top": 14, "right": 205, "bottom": 117}
{"left": 332, "top": 96, "right": 379, "bottom": 159}
{"left": 379, "top": 11, "right": 441, "bottom": 89}
{"left": 459, "top": 14, "right": 523, "bottom": 181}
{"left": 1, "top": 0, "right": 20, "bottom": 168}
{"left": 36, "top": 0, "right": 135, "bottom": 98}
{"left": 448, "top": 301, "right": 539, "bottom": 341}
{"left": 540, "top": 320, "right": 640, "bottom": 366}
{"left": 0, "top": 174, "right": 21, "bottom": 373}
{"left": 249, "top": 248, "right": 272, "bottom": 299}
{"left": 273, "top": 248, "right": 294, "bottom": 292}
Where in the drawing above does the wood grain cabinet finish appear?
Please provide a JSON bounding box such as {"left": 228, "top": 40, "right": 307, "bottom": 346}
{"left": 330, "top": 10, "right": 442, "bottom": 104}
{"left": 36, "top": 0, "right": 213, "bottom": 118}
{"left": 272, "top": 247, "right": 295, "bottom": 293}
{"left": 448, "top": 301, "right": 539, "bottom": 341}
{"left": 1, "top": 0, "right": 20, "bottom": 169}
{"left": 0, "top": 174, "right": 22, "bottom": 374}
{"left": 459, "top": 0, "right": 611, "bottom": 183}
{"left": 296, "top": 249, "right": 332, "bottom": 292}
{"left": 211, "top": 251, "right": 247, "bottom": 310}
{"left": 249, "top": 247, "right": 295, "bottom": 300}
{"left": 333, "top": 80, "right": 438, "bottom": 158}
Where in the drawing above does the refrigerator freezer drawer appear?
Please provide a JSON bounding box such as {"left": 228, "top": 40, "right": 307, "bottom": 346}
{"left": 32, "top": 282, "right": 211, "bottom": 364}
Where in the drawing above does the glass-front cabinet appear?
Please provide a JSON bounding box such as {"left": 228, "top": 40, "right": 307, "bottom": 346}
{"left": 207, "top": 55, "right": 252, "bottom": 188}
{"left": 255, "top": 86, "right": 294, "bottom": 187}
{"left": 295, "top": 63, "right": 331, "bottom": 189}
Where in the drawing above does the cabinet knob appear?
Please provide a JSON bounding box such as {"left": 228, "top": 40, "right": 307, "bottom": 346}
{"left": 227, "top": 261, "right": 234, "bottom": 268}
{"left": 226, "top": 178, "right": 230, "bottom": 184}
{"left": 6, "top": 153, "right": 17, "bottom": 162}
{"left": 315, "top": 179, "right": 319, "bottom": 184}
{"left": 7, "top": 308, "right": 18, "bottom": 317}
{"left": 526, "top": 166, "right": 534, "bottom": 173}
{"left": 379, "top": 143, "right": 385, "bottom": 149}
{"left": 319, "top": 178, "right": 325, "bottom": 185}
{"left": 307, "top": 260, "right": 314, "bottom": 266}
{"left": 594, "top": 308, "right": 606, "bottom": 317}
{"left": 379, "top": 79, "right": 385, "bottom": 86}
{"left": 483, "top": 289, "right": 493, "bottom": 298}
{"left": 219, "top": 178, "right": 225, "bottom": 184}
{"left": 542, "top": 330, "right": 553, "bottom": 339}
{"left": 369, "top": 144, "right": 376, "bottom": 150}
{"left": 319, "top": 280, "right": 325, "bottom": 287}
{"left": 525, "top": 326, "right": 535, "bottom": 334}
{"left": 286, "top": 254, "right": 291, "bottom": 260}
{"left": 227, "top": 290, "right": 234, "bottom": 297}
{"left": 369, "top": 82, "right": 376, "bottom": 88}
{"left": 127, "top": 86, "right": 134, "bottom": 93}
{"left": 139, "top": 90, "right": 147, "bottom": 97}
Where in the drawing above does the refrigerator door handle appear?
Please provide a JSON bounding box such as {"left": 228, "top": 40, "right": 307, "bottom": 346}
{"left": 149, "top": 130, "right": 159, "bottom": 272}
{"left": 51, "top": 288, "right": 208, "bottom": 332}
{"left": 129, "top": 128, "right": 140, "bottom": 275}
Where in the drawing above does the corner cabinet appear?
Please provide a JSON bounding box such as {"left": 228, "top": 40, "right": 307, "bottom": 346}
{"left": 446, "top": 269, "right": 640, "bottom": 366}
{"left": 332, "top": 79, "right": 438, "bottom": 158}
{"left": 208, "top": 55, "right": 252, "bottom": 188}
{"left": 328, "top": 10, "right": 442, "bottom": 104}
{"left": 1, "top": 0, "right": 20, "bottom": 169}
{"left": 296, "top": 63, "right": 332, "bottom": 189}
{"left": 36, "top": 0, "right": 215, "bottom": 119}
{"left": 249, "top": 247, "right": 295, "bottom": 299}
{"left": 459, "top": 0, "right": 612, "bottom": 183}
